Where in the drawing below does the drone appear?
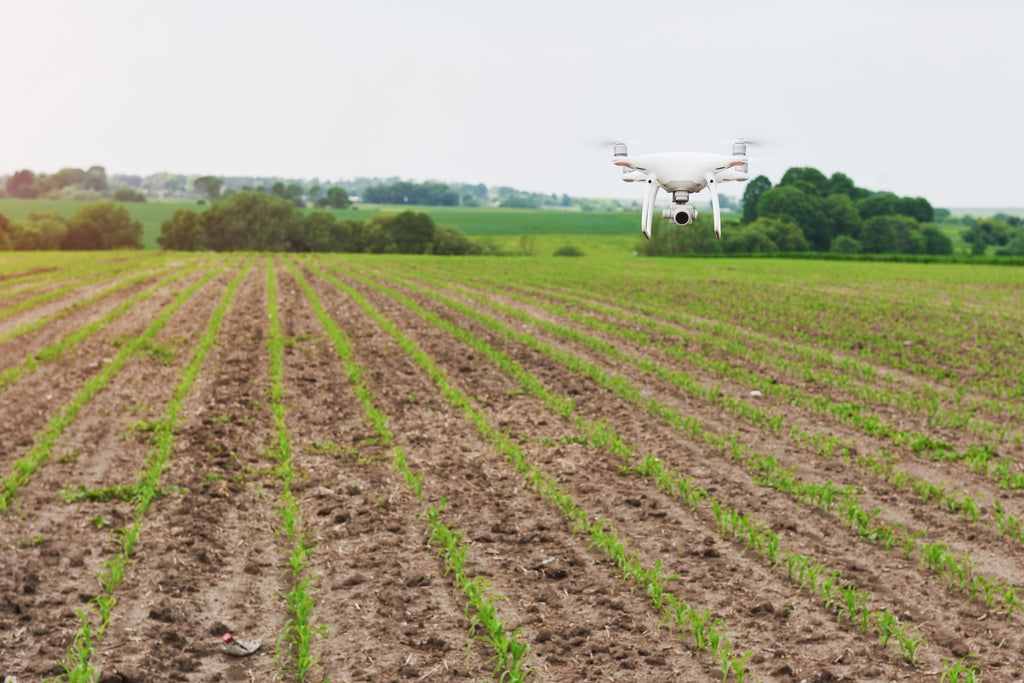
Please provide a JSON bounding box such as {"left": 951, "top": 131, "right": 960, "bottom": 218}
{"left": 612, "top": 139, "right": 750, "bottom": 239}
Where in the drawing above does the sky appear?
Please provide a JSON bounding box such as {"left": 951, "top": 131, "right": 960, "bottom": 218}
{"left": 4, "top": 0, "right": 1022, "bottom": 208}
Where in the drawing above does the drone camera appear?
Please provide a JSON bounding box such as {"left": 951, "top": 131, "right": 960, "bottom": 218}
{"left": 663, "top": 204, "right": 697, "bottom": 226}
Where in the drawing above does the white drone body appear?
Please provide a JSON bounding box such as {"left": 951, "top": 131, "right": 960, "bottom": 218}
{"left": 613, "top": 140, "right": 750, "bottom": 239}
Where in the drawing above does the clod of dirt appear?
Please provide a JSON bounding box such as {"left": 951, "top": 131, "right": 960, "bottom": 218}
{"left": 404, "top": 573, "right": 430, "bottom": 588}
{"left": 148, "top": 603, "right": 175, "bottom": 623}
{"left": 208, "top": 621, "right": 229, "bottom": 636}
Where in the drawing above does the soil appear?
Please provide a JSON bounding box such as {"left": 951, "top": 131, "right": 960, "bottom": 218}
{"left": 2, "top": 255, "right": 1023, "bottom": 682}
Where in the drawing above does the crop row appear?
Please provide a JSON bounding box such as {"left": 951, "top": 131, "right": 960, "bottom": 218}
{"left": 54, "top": 257, "right": 250, "bottom": 680}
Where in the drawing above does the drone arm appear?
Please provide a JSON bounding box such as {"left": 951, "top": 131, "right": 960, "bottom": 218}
{"left": 705, "top": 172, "right": 722, "bottom": 239}
{"left": 642, "top": 180, "right": 659, "bottom": 240}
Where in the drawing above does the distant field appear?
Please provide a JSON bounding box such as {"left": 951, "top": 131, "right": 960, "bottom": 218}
{"left": 947, "top": 207, "right": 1024, "bottom": 219}
{"left": 0, "top": 198, "right": 195, "bottom": 249}
{"left": 341, "top": 204, "right": 644, "bottom": 235}
{"left": 0, "top": 198, "right": 650, "bottom": 254}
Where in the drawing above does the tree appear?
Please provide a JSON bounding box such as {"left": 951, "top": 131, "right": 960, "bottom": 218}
{"left": 112, "top": 187, "right": 146, "bottom": 202}
{"left": 291, "top": 210, "right": 345, "bottom": 252}
{"left": 858, "top": 216, "right": 897, "bottom": 254}
{"left": 741, "top": 175, "right": 772, "bottom": 223}
{"left": 826, "top": 172, "right": 856, "bottom": 198}
{"left": 751, "top": 216, "right": 810, "bottom": 251}
{"left": 157, "top": 209, "right": 205, "bottom": 251}
{"left": 363, "top": 180, "right": 459, "bottom": 206}
{"left": 7, "top": 212, "right": 68, "bottom": 249}
{"left": 325, "top": 186, "right": 352, "bottom": 209}
{"left": 433, "top": 225, "right": 478, "bottom": 255}
{"left": 897, "top": 196, "right": 934, "bottom": 223}
{"left": 285, "top": 183, "right": 305, "bottom": 208}
{"left": 83, "top": 166, "right": 107, "bottom": 192}
{"left": 638, "top": 215, "right": 725, "bottom": 256}
{"left": 52, "top": 167, "right": 86, "bottom": 189}
{"left": 381, "top": 211, "right": 436, "bottom": 253}
{"left": 997, "top": 232, "right": 1024, "bottom": 256}
{"left": 779, "top": 167, "right": 828, "bottom": 196}
{"left": 756, "top": 185, "right": 828, "bottom": 250}
{"left": 194, "top": 176, "right": 224, "bottom": 203}
{"left": 722, "top": 223, "right": 780, "bottom": 253}
{"left": 830, "top": 235, "right": 862, "bottom": 253}
{"left": 6, "top": 170, "right": 38, "bottom": 198}
{"left": 962, "top": 218, "right": 1013, "bottom": 247}
{"left": 921, "top": 225, "right": 953, "bottom": 255}
{"left": 307, "top": 185, "right": 322, "bottom": 205}
{"left": 353, "top": 217, "right": 395, "bottom": 253}
{"left": 0, "top": 213, "right": 10, "bottom": 250}
{"left": 202, "top": 191, "right": 296, "bottom": 251}
{"left": 64, "top": 202, "right": 142, "bottom": 249}
{"left": 890, "top": 215, "right": 925, "bottom": 254}
{"left": 822, "top": 193, "right": 862, "bottom": 239}
{"left": 856, "top": 192, "right": 899, "bottom": 220}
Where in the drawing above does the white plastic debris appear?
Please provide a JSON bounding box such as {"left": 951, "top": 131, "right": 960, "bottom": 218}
{"left": 220, "top": 632, "right": 261, "bottom": 656}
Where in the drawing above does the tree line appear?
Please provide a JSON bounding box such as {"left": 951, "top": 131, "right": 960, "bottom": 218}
{"left": 3, "top": 167, "right": 146, "bottom": 203}
{"left": 640, "top": 166, "right": 1004, "bottom": 256}
{"left": 157, "top": 191, "right": 491, "bottom": 254}
{"left": 0, "top": 203, "right": 143, "bottom": 250}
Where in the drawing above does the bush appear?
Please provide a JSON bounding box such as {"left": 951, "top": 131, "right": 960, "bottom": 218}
{"left": 158, "top": 209, "right": 204, "bottom": 251}
{"left": 830, "top": 234, "right": 862, "bottom": 253}
{"left": 553, "top": 245, "right": 584, "bottom": 257}
{"left": 112, "top": 187, "right": 146, "bottom": 202}
{"left": 63, "top": 203, "right": 142, "bottom": 249}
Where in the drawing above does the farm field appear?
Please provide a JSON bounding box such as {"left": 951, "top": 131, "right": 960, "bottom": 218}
{"left": 2, "top": 252, "right": 1024, "bottom": 682}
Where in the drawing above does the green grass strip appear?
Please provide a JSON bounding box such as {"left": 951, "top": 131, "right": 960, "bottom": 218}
{"left": 0, "top": 258, "right": 231, "bottom": 513}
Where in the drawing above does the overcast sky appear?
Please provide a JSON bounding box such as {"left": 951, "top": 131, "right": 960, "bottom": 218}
{"left": 5, "top": 0, "right": 1021, "bottom": 208}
